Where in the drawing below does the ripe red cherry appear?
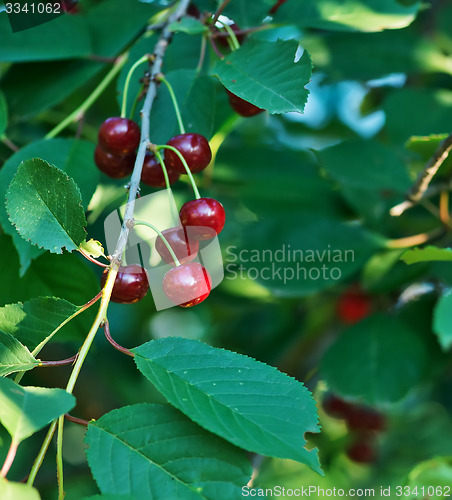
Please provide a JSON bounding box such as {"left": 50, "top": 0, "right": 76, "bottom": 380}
{"left": 98, "top": 117, "right": 141, "bottom": 156}
{"left": 346, "top": 439, "right": 377, "bottom": 464}
{"left": 162, "top": 262, "right": 212, "bottom": 308}
{"left": 226, "top": 89, "right": 264, "bottom": 117}
{"left": 140, "top": 153, "right": 180, "bottom": 188}
{"left": 346, "top": 406, "right": 385, "bottom": 432}
{"left": 94, "top": 145, "right": 135, "bottom": 179}
{"left": 165, "top": 133, "right": 212, "bottom": 174}
{"left": 180, "top": 197, "right": 225, "bottom": 240}
{"left": 100, "top": 265, "right": 149, "bottom": 304}
{"left": 337, "top": 288, "right": 372, "bottom": 324}
{"left": 155, "top": 227, "right": 199, "bottom": 265}
{"left": 322, "top": 394, "right": 354, "bottom": 419}
{"left": 216, "top": 22, "right": 246, "bottom": 48}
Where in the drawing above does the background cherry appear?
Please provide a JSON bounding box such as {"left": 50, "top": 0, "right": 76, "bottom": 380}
{"left": 226, "top": 89, "right": 264, "bottom": 117}
{"left": 94, "top": 145, "right": 135, "bottom": 179}
{"left": 346, "top": 438, "right": 377, "bottom": 464}
{"left": 100, "top": 265, "right": 149, "bottom": 304}
{"left": 180, "top": 197, "right": 225, "bottom": 240}
{"left": 165, "top": 133, "right": 212, "bottom": 174}
{"left": 322, "top": 394, "right": 354, "bottom": 419}
{"left": 346, "top": 406, "right": 385, "bottom": 432}
{"left": 337, "top": 288, "right": 372, "bottom": 324}
{"left": 162, "top": 262, "right": 212, "bottom": 307}
{"left": 98, "top": 117, "right": 141, "bottom": 155}
{"left": 141, "top": 152, "right": 180, "bottom": 187}
{"left": 156, "top": 227, "right": 199, "bottom": 265}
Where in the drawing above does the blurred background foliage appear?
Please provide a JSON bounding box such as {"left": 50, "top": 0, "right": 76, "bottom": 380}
{"left": 2, "top": 0, "right": 452, "bottom": 497}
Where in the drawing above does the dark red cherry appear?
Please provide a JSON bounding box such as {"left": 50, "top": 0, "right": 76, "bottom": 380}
{"left": 187, "top": 3, "right": 201, "bottom": 18}
{"left": 98, "top": 117, "right": 141, "bottom": 155}
{"left": 216, "top": 22, "right": 246, "bottom": 48}
{"left": 337, "top": 288, "right": 372, "bottom": 325}
{"left": 346, "top": 439, "right": 377, "bottom": 464}
{"left": 162, "top": 262, "right": 212, "bottom": 308}
{"left": 346, "top": 406, "right": 385, "bottom": 433}
{"left": 180, "top": 197, "right": 225, "bottom": 240}
{"left": 94, "top": 145, "right": 135, "bottom": 179}
{"left": 323, "top": 394, "right": 354, "bottom": 419}
{"left": 165, "top": 133, "right": 212, "bottom": 174}
{"left": 141, "top": 153, "right": 180, "bottom": 188}
{"left": 226, "top": 89, "right": 264, "bottom": 117}
{"left": 155, "top": 227, "right": 199, "bottom": 265}
{"left": 100, "top": 264, "right": 149, "bottom": 304}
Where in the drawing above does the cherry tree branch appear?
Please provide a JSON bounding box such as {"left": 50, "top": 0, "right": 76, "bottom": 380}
{"left": 390, "top": 133, "right": 452, "bottom": 216}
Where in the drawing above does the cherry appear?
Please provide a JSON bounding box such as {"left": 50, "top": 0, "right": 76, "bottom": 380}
{"left": 322, "top": 394, "right": 354, "bottom": 419}
{"left": 155, "top": 227, "right": 199, "bottom": 265}
{"left": 187, "top": 3, "right": 201, "bottom": 18}
{"left": 179, "top": 197, "right": 225, "bottom": 240}
{"left": 100, "top": 265, "right": 149, "bottom": 304}
{"left": 162, "top": 262, "right": 212, "bottom": 308}
{"left": 346, "top": 406, "right": 385, "bottom": 432}
{"left": 98, "top": 117, "right": 141, "bottom": 156}
{"left": 337, "top": 288, "right": 372, "bottom": 325}
{"left": 346, "top": 439, "right": 377, "bottom": 464}
{"left": 225, "top": 89, "right": 264, "bottom": 117}
{"left": 94, "top": 145, "right": 135, "bottom": 179}
{"left": 165, "top": 133, "right": 212, "bottom": 174}
{"left": 216, "top": 22, "right": 246, "bottom": 48}
{"left": 140, "top": 153, "right": 180, "bottom": 188}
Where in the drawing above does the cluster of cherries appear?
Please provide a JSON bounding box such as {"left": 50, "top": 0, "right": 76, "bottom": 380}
{"left": 323, "top": 394, "right": 386, "bottom": 464}
{"left": 95, "top": 117, "right": 225, "bottom": 308}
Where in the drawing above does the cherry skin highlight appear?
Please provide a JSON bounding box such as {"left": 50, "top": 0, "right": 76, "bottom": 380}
{"left": 100, "top": 265, "right": 149, "bottom": 304}
{"left": 165, "top": 133, "right": 212, "bottom": 174}
{"left": 98, "top": 117, "right": 141, "bottom": 155}
{"left": 226, "top": 89, "right": 264, "bottom": 117}
{"left": 180, "top": 197, "right": 225, "bottom": 240}
{"left": 140, "top": 153, "right": 180, "bottom": 188}
{"left": 155, "top": 227, "right": 199, "bottom": 265}
{"left": 162, "top": 262, "right": 212, "bottom": 308}
{"left": 94, "top": 145, "right": 135, "bottom": 179}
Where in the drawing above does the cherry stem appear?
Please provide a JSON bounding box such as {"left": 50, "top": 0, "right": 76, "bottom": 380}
{"left": 45, "top": 52, "right": 129, "bottom": 139}
{"left": 157, "top": 144, "right": 201, "bottom": 199}
{"left": 121, "top": 54, "right": 150, "bottom": 119}
{"left": 1, "top": 135, "right": 19, "bottom": 152}
{"left": 153, "top": 148, "right": 180, "bottom": 222}
{"left": 134, "top": 219, "right": 181, "bottom": 266}
{"left": 57, "top": 416, "right": 65, "bottom": 500}
{"left": 211, "top": 0, "right": 231, "bottom": 25}
{"left": 217, "top": 19, "right": 240, "bottom": 50}
{"left": 64, "top": 414, "right": 89, "bottom": 426}
{"left": 129, "top": 83, "right": 145, "bottom": 120}
{"left": 1, "top": 439, "right": 19, "bottom": 478}
{"left": 196, "top": 34, "right": 207, "bottom": 72}
{"left": 440, "top": 190, "right": 450, "bottom": 225}
{"left": 385, "top": 226, "right": 445, "bottom": 249}
{"left": 39, "top": 354, "right": 78, "bottom": 367}
{"left": 103, "top": 320, "right": 134, "bottom": 357}
{"left": 208, "top": 35, "right": 223, "bottom": 59}
{"left": 157, "top": 74, "right": 186, "bottom": 134}
{"left": 78, "top": 248, "right": 109, "bottom": 268}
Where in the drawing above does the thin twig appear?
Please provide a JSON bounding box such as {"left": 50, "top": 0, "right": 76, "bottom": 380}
{"left": 39, "top": 354, "right": 78, "bottom": 367}
{"left": 390, "top": 133, "right": 452, "bottom": 216}
{"left": 1, "top": 136, "right": 19, "bottom": 152}
{"left": 385, "top": 226, "right": 444, "bottom": 249}
{"left": 64, "top": 414, "right": 89, "bottom": 426}
{"left": 208, "top": 35, "right": 224, "bottom": 59}
{"left": 103, "top": 320, "right": 134, "bottom": 358}
{"left": 211, "top": 0, "right": 231, "bottom": 25}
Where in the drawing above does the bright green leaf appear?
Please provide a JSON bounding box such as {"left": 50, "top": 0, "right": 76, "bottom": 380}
{"left": 80, "top": 239, "right": 106, "bottom": 259}
{"left": 85, "top": 403, "right": 251, "bottom": 499}
{"left": 406, "top": 457, "right": 452, "bottom": 491}
{"left": 133, "top": 337, "right": 322, "bottom": 473}
{"left": 433, "top": 289, "right": 452, "bottom": 351}
{"left": 0, "top": 377, "right": 75, "bottom": 443}
{"left": 0, "top": 477, "right": 41, "bottom": 500}
{"left": 169, "top": 17, "right": 207, "bottom": 34}
{"left": 0, "top": 89, "right": 7, "bottom": 136}
{"left": 0, "top": 331, "right": 39, "bottom": 377}
{"left": 6, "top": 158, "right": 87, "bottom": 254}
{"left": 212, "top": 39, "right": 312, "bottom": 114}
{"left": 320, "top": 314, "right": 432, "bottom": 404}
{"left": 401, "top": 246, "right": 452, "bottom": 265}
{"left": 0, "top": 297, "right": 79, "bottom": 351}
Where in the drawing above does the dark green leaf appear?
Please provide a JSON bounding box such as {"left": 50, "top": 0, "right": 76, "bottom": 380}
{"left": 0, "top": 377, "right": 75, "bottom": 442}
{"left": 133, "top": 337, "right": 321, "bottom": 472}
{"left": 6, "top": 159, "right": 87, "bottom": 254}
{"left": 0, "top": 331, "right": 39, "bottom": 377}
{"left": 212, "top": 39, "right": 312, "bottom": 114}
{"left": 320, "top": 314, "right": 432, "bottom": 404}
{"left": 0, "top": 89, "right": 7, "bottom": 136}
{"left": 85, "top": 403, "right": 251, "bottom": 499}
{"left": 223, "top": 0, "right": 274, "bottom": 27}
{"left": 169, "top": 17, "right": 207, "bottom": 34}
{"left": 433, "top": 290, "right": 452, "bottom": 351}
{"left": 401, "top": 246, "right": 452, "bottom": 265}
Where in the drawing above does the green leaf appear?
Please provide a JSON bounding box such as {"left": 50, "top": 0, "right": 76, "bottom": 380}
{"left": 273, "top": 0, "right": 421, "bottom": 32}
{"left": 320, "top": 314, "right": 432, "bottom": 404}
{"left": 0, "top": 297, "right": 79, "bottom": 351}
{"left": 133, "top": 338, "right": 321, "bottom": 473}
{"left": 85, "top": 403, "right": 251, "bottom": 499}
{"left": 0, "top": 89, "right": 7, "bottom": 136}
{"left": 223, "top": 0, "right": 274, "bottom": 27}
{"left": 212, "top": 39, "right": 312, "bottom": 114}
{"left": 406, "top": 457, "right": 452, "bottom": 491}
{"left": 169, "top": 17, "right": 207, "bottom": 35}
{"left": 0, "top": 11, "right": 91, "bottom": 61}
{"left": 433, "top": 289, "right": 452, "bottom": 351}
{"left": 0, "top": 331, "right": 39, "bottom": 377}
{"left": 81, "top": 497, "right": 137, "bottom": 500}
{"left": 0, "top": 478, "right": 41, "bottom": 500}
{"left": 80, "top": 239, "right": 106, "bottom": 259}
{"left": 0, "top": 377, "right": 75, "bottom": 442}
{"left": 6, "top": 158, "right": 87, "bottom": 254}
{"left": 401, "top": 246, "right": 452, "bottom": 265}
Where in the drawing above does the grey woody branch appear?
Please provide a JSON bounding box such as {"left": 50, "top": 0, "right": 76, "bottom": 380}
{"left": 111, "top": 0, "right": 191, "bottom": 263}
